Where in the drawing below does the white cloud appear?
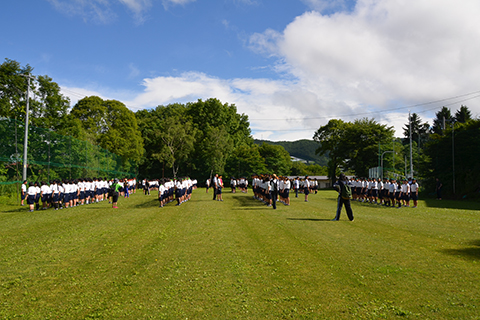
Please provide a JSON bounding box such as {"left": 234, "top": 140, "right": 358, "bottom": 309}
{"left": 161, "top": 0, "right": 196, "bottom": 9}
{"left": 300, "top": 0, "right": 354, "bottom": 13}
{"left": 128, "top": 63, "right": 141, "bottom": 79}
{"left": 47, "top": 0, "right": 187, "bottom": 23}
{"left": 247, "top": 0, "right": 480, "bottom": 139}
{"left": 47, "top": 0, "right": 117, "bottom": 24}
{"left": 61, "top": 0, "right": 480, "bottom": 141}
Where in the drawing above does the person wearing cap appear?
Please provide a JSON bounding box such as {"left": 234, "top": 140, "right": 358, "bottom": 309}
{"left": 332, "top": 173, "right": 354, "bottom": 221}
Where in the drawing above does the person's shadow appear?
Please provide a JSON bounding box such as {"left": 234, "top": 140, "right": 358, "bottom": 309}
{"left": 287, "top": 218, "right": 332, "bottom": 222}
{"left": 443, "top": 240, "right": 480, "bottom": 260}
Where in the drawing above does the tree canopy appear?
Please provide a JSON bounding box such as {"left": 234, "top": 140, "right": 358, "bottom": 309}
{"left": 71, "top": 96, "right": 144, "bottom": 169}
{"left": 314, "top": 118, "right": 394, "bottom": 180}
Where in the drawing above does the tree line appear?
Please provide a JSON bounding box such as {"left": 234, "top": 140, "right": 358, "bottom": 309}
{"left": 0, "top": 59, "right": 302, "bottom": 184}
{"left": 313, "top": 106, "right": 479, "bottom": 199}
{"left": 2, "top": 58, "right": 477, "bottom": 198}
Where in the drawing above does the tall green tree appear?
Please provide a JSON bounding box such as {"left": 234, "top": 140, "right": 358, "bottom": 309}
{"left": 313, "top": 119, "right": 348, "bottom": 182}
{"left": 224, "top": 144, "right": 266, "bottom": 178}
{"left": 258, "top": 142, "right": 292, "bottom": 175}
{"left": 153, "top": 115, "right": 196, "bottom": 178}
{"left": 314, "top": 118, "right": 394, "bottom": 179}
{"left": 454, "top": 105, "right": 472, "bottom": 123}
{"left": 431, "top": 107, "right": 452, "bottom": 135}
{"left": 136, "top": 103, "right": 194, "bottom": 178}
{"left": 200, "top": 125, "right": 233, "bottom": 175}
{"left": 403, "top": 113, "right": 430, "bottom": 148}
{"left": 0, "top": 58, "right": 33, "bottom": 120}
{"left": 424, "top": 119, "right": 480, "bottom": 198}
{"left": 185, "top": 98, "right": 252, "bottom": 177}
{"left": 342, "top": 118, "right": 395, "bottom": 177}
{"left": 71, "top": 96, "right": 144, "bottom": 168}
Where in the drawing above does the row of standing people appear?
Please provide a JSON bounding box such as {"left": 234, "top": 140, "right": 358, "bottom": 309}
{"left": 20, "top": 178, "right": 137, "bottom": 211}
{"left": 348, "top": 177, "right": 419, "bottom": 208}
{"left": 153, "top": 177, "right": 197, "bottom": 207}
{"left": 251, "top": 174, "right": 292, "bottom": 209}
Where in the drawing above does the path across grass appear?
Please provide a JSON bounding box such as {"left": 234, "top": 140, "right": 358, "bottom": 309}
{"left": 1, "top": 189, "right": 479, "bottom": 319}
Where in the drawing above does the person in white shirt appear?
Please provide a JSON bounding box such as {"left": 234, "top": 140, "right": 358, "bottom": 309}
{"left": 26, "top": 182, "right": 37, "bottom": 212}
{"left": 40, "top": 181, "right": 51, "bottom": 210}
{"left": 304, "top": 176, "right": 310, "bottom": 202}
{"left": 206, "top": 178, "right": 210, "bottom": 193}
{"left": 78, "top": 179, "right": 85, "bottom": 205}
{"left": 21, "top": 180, "right": 27, "bottom": 206}
{"left": 293, "top": 177, "right": 300, "bottom": 198}
{"left": 401, "top": 180, "right": 411, "bottom": 207}
{"left": 158, "top": 179, "right": 166, "bottom": 208}
{"left": 410, "top": 178, "right": 419, "bottom": 208}
{"left": 34, "top": 182, "right": 41, "bottom": 211}
{"left": 231, "top": 177, "right": 237, "bottom": 193}
{"left": 284, "top": 177, "right": 291, "bottom": 206}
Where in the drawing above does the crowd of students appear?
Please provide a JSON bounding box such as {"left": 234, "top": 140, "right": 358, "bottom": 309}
{"left": 150, "top": 177, "right": 197, "bottom": 207}
{"left": 250, "top": 174, "right": 292, "bottom": 208}
{"left": 348, "top": 177, "right": 419, "bottom": 208}
{"left": 20, "top": 178, "right": 137, "bottom": 211}
{"left": 19, "top": 173, "right": 420, "bottom": 212}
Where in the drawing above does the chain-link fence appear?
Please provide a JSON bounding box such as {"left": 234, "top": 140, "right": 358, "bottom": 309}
{"left": 0, "top": 117, "right": 136, "bottom": 188}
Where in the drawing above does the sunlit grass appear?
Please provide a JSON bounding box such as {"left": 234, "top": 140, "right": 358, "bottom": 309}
{"left": 1, "top": 189, "right": 479, "bottom": 319}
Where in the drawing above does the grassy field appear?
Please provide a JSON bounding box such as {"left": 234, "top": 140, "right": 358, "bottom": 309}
{"left": 1, "top": 188, "right": 479, "bottom": 319}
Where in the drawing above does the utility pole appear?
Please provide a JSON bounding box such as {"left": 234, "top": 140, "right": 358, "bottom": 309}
{"left": 452, "top": 121, "right": 456, "bottom": 194}
{"left": 21, "top": 74, "right": 35, "bottom": 181}
{"left": 409, "top": 111, "right": 413, "bottom": 178}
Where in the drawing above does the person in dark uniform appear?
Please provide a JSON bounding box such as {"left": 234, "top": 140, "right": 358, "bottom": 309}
{"left": 212, "top": 174, "right": 218, "bottom": 200}
{"left": 270, "top": 174, "right": 279, "bottom": 209}
{"left": 332, "top": 173, "right": 354, "bottom": 221}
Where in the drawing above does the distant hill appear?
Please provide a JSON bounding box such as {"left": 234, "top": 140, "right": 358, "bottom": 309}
{"left": 254, "top": 139, "right": 329, "bottom": 166}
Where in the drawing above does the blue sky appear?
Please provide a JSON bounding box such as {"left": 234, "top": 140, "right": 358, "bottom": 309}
{"left": 2, "top": 0, "right": 480, "bottom": 141}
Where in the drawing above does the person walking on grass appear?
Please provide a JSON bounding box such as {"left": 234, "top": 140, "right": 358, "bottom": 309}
{"left": 111, "top": 178, "right": 121, "bottom": 209}
{"left": 332, "top": 173, "right": 354, "bottom": 221}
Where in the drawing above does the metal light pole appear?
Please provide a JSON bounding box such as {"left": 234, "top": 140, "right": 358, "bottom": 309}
{"left": 451, "top": 121, "right": 456, "bottom": 194}
{"left": 21, "top": 74, "right": 35, "bottom": 181}
{"left": 409, "top": 111, "right": 413, "bottom": 178}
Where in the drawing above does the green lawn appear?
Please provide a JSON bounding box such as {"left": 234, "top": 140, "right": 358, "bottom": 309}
{"left": 1, "top": 189, "right": 479, "bottom": 319}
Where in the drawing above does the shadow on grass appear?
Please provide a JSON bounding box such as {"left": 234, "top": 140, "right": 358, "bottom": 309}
{"left": 423, "top": 198, "right": 480, "bottom": 211}
{"left": 287, "top": 218, "right": 333, "bottom": 222}
{"left": 442, "top": 240, "right": 480, "bottom": 260}
{"left": 134, "top": 199, "right": 160, "bottom": 209}
{"left": 231, "top": 194, "right": 269, "bottom": 210}
{"left": 1, "top": 207, "right": 29, "bottom": 213}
